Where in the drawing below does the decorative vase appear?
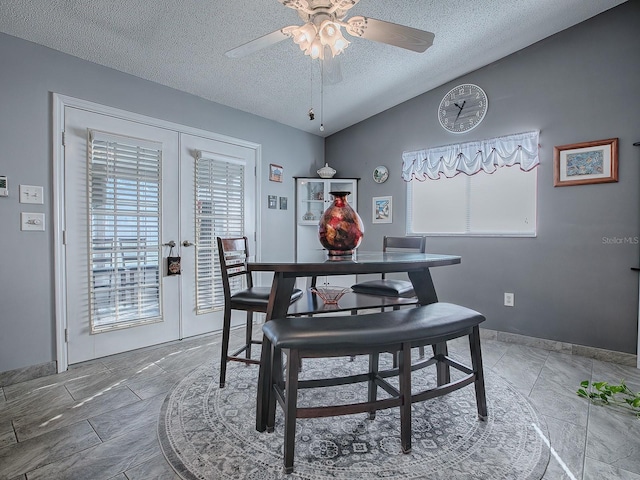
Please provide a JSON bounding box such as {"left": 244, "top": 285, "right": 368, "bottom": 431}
{"left": 317, "top": 163, "right": 336, "bottom": 178}
{"left": 318, "top": 191, "right": 364, "bottom": 256}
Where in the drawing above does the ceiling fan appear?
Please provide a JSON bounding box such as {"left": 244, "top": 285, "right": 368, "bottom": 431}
{"left": 225, "top": 0, "right": 435, "bottom": 60}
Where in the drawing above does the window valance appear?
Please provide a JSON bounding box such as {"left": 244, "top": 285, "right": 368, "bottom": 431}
{"left": 402, "top": 130, "right": 539, "bottom": 181}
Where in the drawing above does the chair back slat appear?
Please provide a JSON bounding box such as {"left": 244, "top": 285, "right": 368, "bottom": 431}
{"left": 217, "top": 237, "right": 253, "bottom": 295}
{"left": 383, "top": 236, "right": 427, "bottom": 253}
{"left": 381, "top": 236, "right": 427, "bottom": 279}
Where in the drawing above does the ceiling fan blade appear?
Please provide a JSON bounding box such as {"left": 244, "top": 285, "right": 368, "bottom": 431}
{"left": 345, "top": 16, "right": 435, "bottom": 53}
{"left": 225, "top": 29, "right": 291, "bottom": 58}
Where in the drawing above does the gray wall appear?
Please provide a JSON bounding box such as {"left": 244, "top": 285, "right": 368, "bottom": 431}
{"left": 326, "top": 2, "right": 640, "bottom": 354}
{"left": 0, "top": 33, "right": 323, "bottom": 373}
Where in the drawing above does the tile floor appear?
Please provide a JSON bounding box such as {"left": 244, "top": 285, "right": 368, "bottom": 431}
{"left": 1, "top": 328, "right": 640, "bottom": 479}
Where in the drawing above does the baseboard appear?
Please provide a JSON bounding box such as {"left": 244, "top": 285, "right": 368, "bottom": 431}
{"left": 0, "top": 361, "right": 57, "bottom": 387}
{"left": 480, "top": 328, "right": 637, "bottom": 367}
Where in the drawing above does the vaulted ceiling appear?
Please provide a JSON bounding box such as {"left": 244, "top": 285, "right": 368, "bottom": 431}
{"left": 0, "top": 0, "right": 627, "bottom": 136}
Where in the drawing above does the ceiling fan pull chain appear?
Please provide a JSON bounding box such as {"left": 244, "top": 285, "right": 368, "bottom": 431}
{"left": 308, "top": 60, "right": 315, "bottom": 121}
{"left": 320, "top": 59, "right": 325, "bottom": 132}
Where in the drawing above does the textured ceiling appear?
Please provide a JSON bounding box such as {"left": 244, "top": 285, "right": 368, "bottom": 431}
{"left": 0, "top": 0, "right": 627, "bottom": 137}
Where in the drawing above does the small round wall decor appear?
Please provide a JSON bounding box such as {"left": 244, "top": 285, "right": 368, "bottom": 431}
{"left": 373, "top": 166, "right": 389, "bottom": 183}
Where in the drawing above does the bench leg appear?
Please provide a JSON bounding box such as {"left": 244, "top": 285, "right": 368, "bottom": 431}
{"left": 399, "top": 343, "right": 412, "bottom": 453}
{"left": 367, "top": 352, "right": 380, "bottom": 420}
{"left": 283, "top": 348, "right": 301, "bottom": 474}
{"left": 469, "top": 325, "right": 488, "bottom": 420}
{"left": 433, "top": 342, "right": 451, "bottom": 385}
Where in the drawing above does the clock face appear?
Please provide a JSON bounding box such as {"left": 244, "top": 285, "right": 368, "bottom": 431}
{"left": 438, "top": 84, "right": 488, "bottom": 133}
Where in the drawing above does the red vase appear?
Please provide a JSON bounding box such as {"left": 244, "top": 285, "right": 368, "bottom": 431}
{"left": 318, "top": 191, "right": 364, "bottom": 256}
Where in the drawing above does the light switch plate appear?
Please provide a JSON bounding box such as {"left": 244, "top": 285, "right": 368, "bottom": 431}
{"left": 19, "top": 185, "right": 44, "bottom": 204}
{"left": 21, "top": 212, "right": 45, "bottom": 231}
{"left": 0, "top": 176, "right": 7, "bottom": 197}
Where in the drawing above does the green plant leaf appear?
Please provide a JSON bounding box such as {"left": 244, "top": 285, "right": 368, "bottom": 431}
{"left": 577, "top": 379, "right": 640, "bottom": 416}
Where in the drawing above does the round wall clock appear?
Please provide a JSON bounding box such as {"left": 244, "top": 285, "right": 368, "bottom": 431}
{"left": 373, "top": 165, "right": 389, "bottom": 183}
{"left": 438, "top": 84, "right": 488, "bottom": 134}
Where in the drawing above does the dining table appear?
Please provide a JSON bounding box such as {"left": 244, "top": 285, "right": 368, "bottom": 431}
{"left": 248, "top": 249, "right": 462, "bottom": 432}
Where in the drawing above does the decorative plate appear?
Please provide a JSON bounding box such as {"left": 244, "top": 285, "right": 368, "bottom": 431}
{"left": 373, "top": 165, "right": 389, "bottom": 183}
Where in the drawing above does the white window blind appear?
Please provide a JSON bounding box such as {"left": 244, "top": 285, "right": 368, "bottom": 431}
{"left": 407, "top": 166, "right": 537, "bottom": 236}
{"left": 195, "top": 152, "right": 245, "bottom": 314}
{"left": 88, "top": 130, "right": 162, "bottom": 332}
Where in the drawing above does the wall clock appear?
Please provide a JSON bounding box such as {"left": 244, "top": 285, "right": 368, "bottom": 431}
{"left": 373, "top": 165, "right": 389, "bottom": 183}
{"left": 438, "top": 84, "right": 488, "bottom": 134}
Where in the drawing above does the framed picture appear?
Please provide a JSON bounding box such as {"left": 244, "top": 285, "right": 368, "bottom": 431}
{"left": 553, "top": 138, "right": 618, "bottom": 187}
{"left": 268, "top": 195, "right": 277, "bottom": 209}
{"left": 269, "top": 164, "right": 283, "bottom": 182}
{"left": 279, "top": 196, "right": 288, "bottom": 210}
{"left": 372, "top": 196, "right": 392, "bottom": 224}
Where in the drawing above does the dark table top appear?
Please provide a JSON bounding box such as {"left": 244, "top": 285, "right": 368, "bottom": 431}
{"left": 249, "top": 250, "right": 461, "bottom": 276}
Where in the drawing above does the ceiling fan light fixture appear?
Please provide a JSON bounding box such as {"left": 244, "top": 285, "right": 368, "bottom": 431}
{"left": 308, "top": 36, "right": 324, "bottom": 59}
{"left": 297, "top": 22, "right": 317, "bottom": 45}
{"left": 319, "top": 20, "right": 350, "bottom": 56}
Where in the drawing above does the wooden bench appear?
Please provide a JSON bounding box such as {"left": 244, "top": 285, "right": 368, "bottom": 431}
{"left": 261, "top": 302, "right": 487, "bottom": 474}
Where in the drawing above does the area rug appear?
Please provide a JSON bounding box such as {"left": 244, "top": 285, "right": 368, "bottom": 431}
{"left": 158, "top": 353, "right": 550, "bottom": 479}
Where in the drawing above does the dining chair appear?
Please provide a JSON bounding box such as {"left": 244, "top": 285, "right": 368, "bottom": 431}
{"left": 217, "top": 236, "right": 304, "bottom": 388}
{"left": 351, "top": 235, "right": 427, "bottom": 302}
{"left": 351, "top": 235, "right": 428, "bottom": 362}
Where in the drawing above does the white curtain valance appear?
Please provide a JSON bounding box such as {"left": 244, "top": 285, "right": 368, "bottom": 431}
{"left": 402, "top": 130, "right": 539, "bottom": 181}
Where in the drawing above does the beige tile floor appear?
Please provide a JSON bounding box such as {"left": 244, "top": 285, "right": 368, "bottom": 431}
{"left": 1, "top": 328, "right": 640, "bottom": 479}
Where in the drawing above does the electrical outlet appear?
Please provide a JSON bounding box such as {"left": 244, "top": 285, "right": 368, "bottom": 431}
{"left": 504, "top": 292, "right": 515, "bottom": 307}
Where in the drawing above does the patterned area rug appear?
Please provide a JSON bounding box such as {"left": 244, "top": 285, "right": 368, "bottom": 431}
{"left": 158, "top": 353, "right": 550, "bottom": 479}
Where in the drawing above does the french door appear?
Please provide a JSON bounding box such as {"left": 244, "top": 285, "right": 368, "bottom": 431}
{"left": 63, "top": 105, "right": 256, "bottom": 364}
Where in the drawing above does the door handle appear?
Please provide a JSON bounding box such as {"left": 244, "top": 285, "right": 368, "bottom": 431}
{"left": 182, "top": 240, "right": 196, "bottom": 247}
{"left": 163, "top": 241, "right": 176, "bottom": 248}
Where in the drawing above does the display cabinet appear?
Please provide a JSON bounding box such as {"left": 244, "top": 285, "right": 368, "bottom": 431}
{"left": 296, "top": 178, "right": 358, "bottom": 225}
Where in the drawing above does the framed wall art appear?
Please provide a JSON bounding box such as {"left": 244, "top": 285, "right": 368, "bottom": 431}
{"left": 269, "top": 164, "right": 283, "bottom": 182}
{"left": 553, "top": 138, "right": 618, "bottom": 187}
{"left": 372, "top": 196, "right": 392, "bottom": 224}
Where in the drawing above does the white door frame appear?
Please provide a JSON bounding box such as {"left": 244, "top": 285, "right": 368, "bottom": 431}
{"left": 52, "top": 93, "right": 262, "bottom": 372}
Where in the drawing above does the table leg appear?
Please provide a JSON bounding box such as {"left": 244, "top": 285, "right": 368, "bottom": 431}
{"left": 256, "top": 273, "right": 296, "bottom": 432}
{"left": 407, "top": 268, "right": 438, "bottom": 305}
{"left": 409, "top": 268, "right": 450, "bottom": 383}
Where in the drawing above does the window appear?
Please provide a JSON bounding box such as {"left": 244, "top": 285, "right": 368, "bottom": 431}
{"left": 403, "top": 131, "right": 538, "bottom": 237}
{"left": 88, "top": 130, "right": 162, "bottom": 331}
{"left": 194, "top": 153, "right": 245, "bottom": 314}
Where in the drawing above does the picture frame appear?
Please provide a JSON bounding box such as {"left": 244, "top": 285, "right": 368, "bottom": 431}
{"left": 269, "top": 164, "right": 283, "bottom": 182}
{"left": 279, "top": 196, "right": 288, "bottom": 210}
{"left": 553, "top": 138, "right": 618, "bottom": 187}
{"left": 268, "top": 195, "right": 277, "bottom": 209}
{"left": 372, "top": 196, "right": 392, "bottom": 224}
